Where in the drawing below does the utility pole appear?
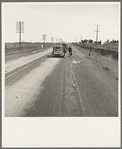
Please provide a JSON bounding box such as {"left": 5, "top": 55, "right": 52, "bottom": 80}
{"left": 94, "top": 25, "right": 100, "bottom": 48}
{"left": 51, "top": 37, "right": 54, "bottom": 43}
{"left": 42, "top": 34, "right": 47, "bottom": 43}
{"left": 61, "top": 38, "right": 63, "bottom": 42}
{"left": 80, "top": 35, "right": 82, "bottom": 42}
{"left": 74, "top": 37, "right": 77, "bottom": 43}
{"left": 16, "top": 21, "right": 24, "bottom": 51}
{"left": 59, "top": 38, "right": 62, "bottom": 43}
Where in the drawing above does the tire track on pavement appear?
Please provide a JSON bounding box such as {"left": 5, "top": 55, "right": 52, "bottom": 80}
{"left": 70, "top": 62, "right": 87, "bottom": 116}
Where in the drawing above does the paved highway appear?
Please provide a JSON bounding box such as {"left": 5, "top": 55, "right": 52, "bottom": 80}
{"left": 5, "top": 45, "right": 118, "bottom": 117}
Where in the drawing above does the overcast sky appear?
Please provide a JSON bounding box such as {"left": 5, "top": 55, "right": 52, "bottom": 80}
{"left": 2, "top": 2, "right": 120, "bottom": 43}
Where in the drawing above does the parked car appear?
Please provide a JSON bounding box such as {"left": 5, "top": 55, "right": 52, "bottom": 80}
{"left": 52, "top": 44, "right": 66, "bottom": 57}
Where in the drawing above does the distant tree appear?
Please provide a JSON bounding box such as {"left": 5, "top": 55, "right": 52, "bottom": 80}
{"left": 103, "top": 40, "right": 109, "bottom": 44}
{"left": 109, "top": 39, "right": 119, "bottom": 43}
{"left": 83, "top": 39, "right": 88, "bottom": 43}
{"left": 110, "top": 39, "right": 114, "bottom": 43}
{"left": 89, "top": 39, "right": 93, "bottom": 43}
{"left": 97, "top": 41, "right": 101, "bottom": 44}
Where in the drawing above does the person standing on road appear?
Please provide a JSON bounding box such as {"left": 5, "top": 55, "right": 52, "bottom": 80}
{"left": 63, "top": 47, "right": 66, "bottom": 57}
{"left": 89, "top": 49, "right": 91, "bottom": 57}
{"left": 69, "top": 46, "right": 72, "bottom": 56}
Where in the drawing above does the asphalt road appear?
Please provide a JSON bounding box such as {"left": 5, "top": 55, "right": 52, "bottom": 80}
{"left": 5, "top": 45, "right": 118, "bottom": 117}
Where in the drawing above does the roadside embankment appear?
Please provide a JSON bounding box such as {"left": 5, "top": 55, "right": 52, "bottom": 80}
{"left": 71, "top": 44, "right": 118, "bottom": 81}
{"left": 93, "top": 48, "right": 118, "bottom": 60}
{"left": 5, "top": 42, "right": 56, "bottom": 62}
{"left": 73, "top": 43, "right": 118, "bottom": 61}
{"left": 5, "top": 42, "right": 55, "bottom": 55}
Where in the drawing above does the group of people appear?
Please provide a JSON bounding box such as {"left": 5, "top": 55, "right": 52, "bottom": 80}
{"left": 64, "top": 46, "right": 92, "bottom": 57}
{"left": 63, "top": 46, "right": 72, "bottom": 57}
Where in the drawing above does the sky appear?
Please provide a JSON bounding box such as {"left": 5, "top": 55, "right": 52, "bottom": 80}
{"left": 2, "top": 2, "right": 120, "bottom": 43}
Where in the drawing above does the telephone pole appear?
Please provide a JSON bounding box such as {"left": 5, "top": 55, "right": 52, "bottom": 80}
{"left": 42, "top": 34, "right": 47, "bottom": 43}
{"left": 80, "top": 35, "right": 82, "bottom": 43}
{"left": 94, "top": 25, "right": 100, "bottom": 48}
{"left": 80, "top": 35, "right": 82, "bottom": 40}
{"left": 51, "top": 37, "right": 54, "bottom": 43}
{"left": 16, "top": 21, "right": 24, "bottom": 51}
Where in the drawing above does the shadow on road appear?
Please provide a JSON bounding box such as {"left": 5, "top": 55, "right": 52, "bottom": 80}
{"left": 47, "top": 55, "right": 65, "bottom": 58}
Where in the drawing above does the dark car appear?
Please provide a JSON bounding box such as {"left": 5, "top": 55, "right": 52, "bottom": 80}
{"left": 52, "top": 44, "right": 65, "bottom": 57}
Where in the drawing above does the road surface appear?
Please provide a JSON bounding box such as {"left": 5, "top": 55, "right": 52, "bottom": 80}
{"left": 5, "top": 45, "right": 118, "bottom": 116}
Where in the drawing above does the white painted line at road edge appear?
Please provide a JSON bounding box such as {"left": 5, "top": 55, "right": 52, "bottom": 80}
{"left": 70, "top": 64, "right": 87, "bottom": 116}
{"left": 73, "top": 60, "right": 77, "bottom": 64}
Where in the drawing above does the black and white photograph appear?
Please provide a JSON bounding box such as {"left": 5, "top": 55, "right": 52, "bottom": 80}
{"left": 2, "top": 1, "right": 120, "bottom": 147}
